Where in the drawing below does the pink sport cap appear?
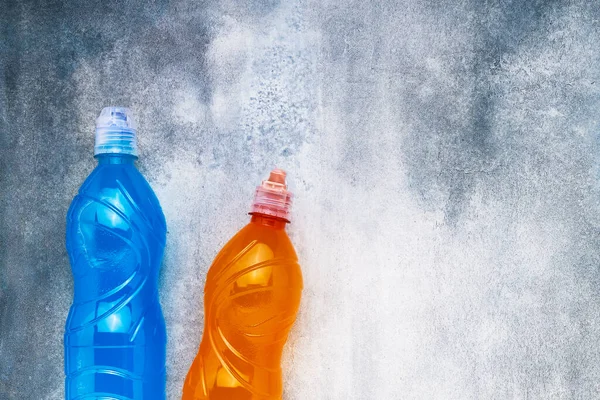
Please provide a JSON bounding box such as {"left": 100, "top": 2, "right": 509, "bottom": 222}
{"left": 250, "top": 169, "right": 293, "bottom": 222}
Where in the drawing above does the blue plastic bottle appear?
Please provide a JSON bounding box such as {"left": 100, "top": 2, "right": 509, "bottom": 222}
{"left": 64, "top": 107, "right": 167, "bottom": 399}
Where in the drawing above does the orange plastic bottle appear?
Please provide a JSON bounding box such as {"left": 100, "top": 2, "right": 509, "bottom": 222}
{"left": 183, "top": 169, "right": 303, "bottom": 400}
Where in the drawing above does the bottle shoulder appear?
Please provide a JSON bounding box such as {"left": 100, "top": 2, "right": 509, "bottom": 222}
{"left": 205, "top": 222, "right": 302, "bottom": 291}
{"left": 224, "top": 222, "right": 297, "bottom": 262}
{"left": 68, "top": 164, "right": 166, "bottom": 235}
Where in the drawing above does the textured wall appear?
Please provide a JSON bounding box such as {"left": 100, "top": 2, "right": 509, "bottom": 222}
{"left": 2, "top": 0, "right": 600, "bottom": 399}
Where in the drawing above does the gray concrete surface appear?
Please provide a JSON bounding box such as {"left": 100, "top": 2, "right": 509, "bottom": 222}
{"left": 2, "top": 0, "right": 600, "bottom": 398}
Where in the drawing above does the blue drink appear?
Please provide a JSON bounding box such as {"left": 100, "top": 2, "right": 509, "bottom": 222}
{"left": 64, "top": 107, "right": 167, "bottom": 399}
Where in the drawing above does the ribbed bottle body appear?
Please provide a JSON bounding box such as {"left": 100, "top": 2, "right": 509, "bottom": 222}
{"left": 65, "top": 158, "right": 167, "bottom": 400}
{"left": 183, "top": 217, "right": 303, "bottom": 400}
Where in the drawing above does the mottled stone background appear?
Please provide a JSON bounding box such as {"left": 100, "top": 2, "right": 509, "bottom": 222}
{"left": 2, "top": 0, "right": 600, "bottom": 399}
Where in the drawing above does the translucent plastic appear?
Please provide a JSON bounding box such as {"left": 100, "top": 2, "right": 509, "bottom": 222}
{"left": 64, "top": 154, "right": 167, "bottom": 399}
{"left": 182, "top": 214, "right": 303, "bottom": 400}
{"left": 95, "top": 107, "right": 138, "bottom": 157}
{"left": 249, "top": 169, "right": 292, "bottom": 222}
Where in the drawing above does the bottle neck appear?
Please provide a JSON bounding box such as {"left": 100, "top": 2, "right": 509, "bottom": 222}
{"left": 96, "top": 154, "right": 137, "bottom": 165}
{"left": 250, "top": 213, "right": 288, "bottom": 230}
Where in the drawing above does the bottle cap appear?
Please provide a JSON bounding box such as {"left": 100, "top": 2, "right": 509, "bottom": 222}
{"left": 250, "top": 169, "right": 293, "bottom": 222}
{"left": 94, "top": 107, "right": 138, "bottom": 157}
